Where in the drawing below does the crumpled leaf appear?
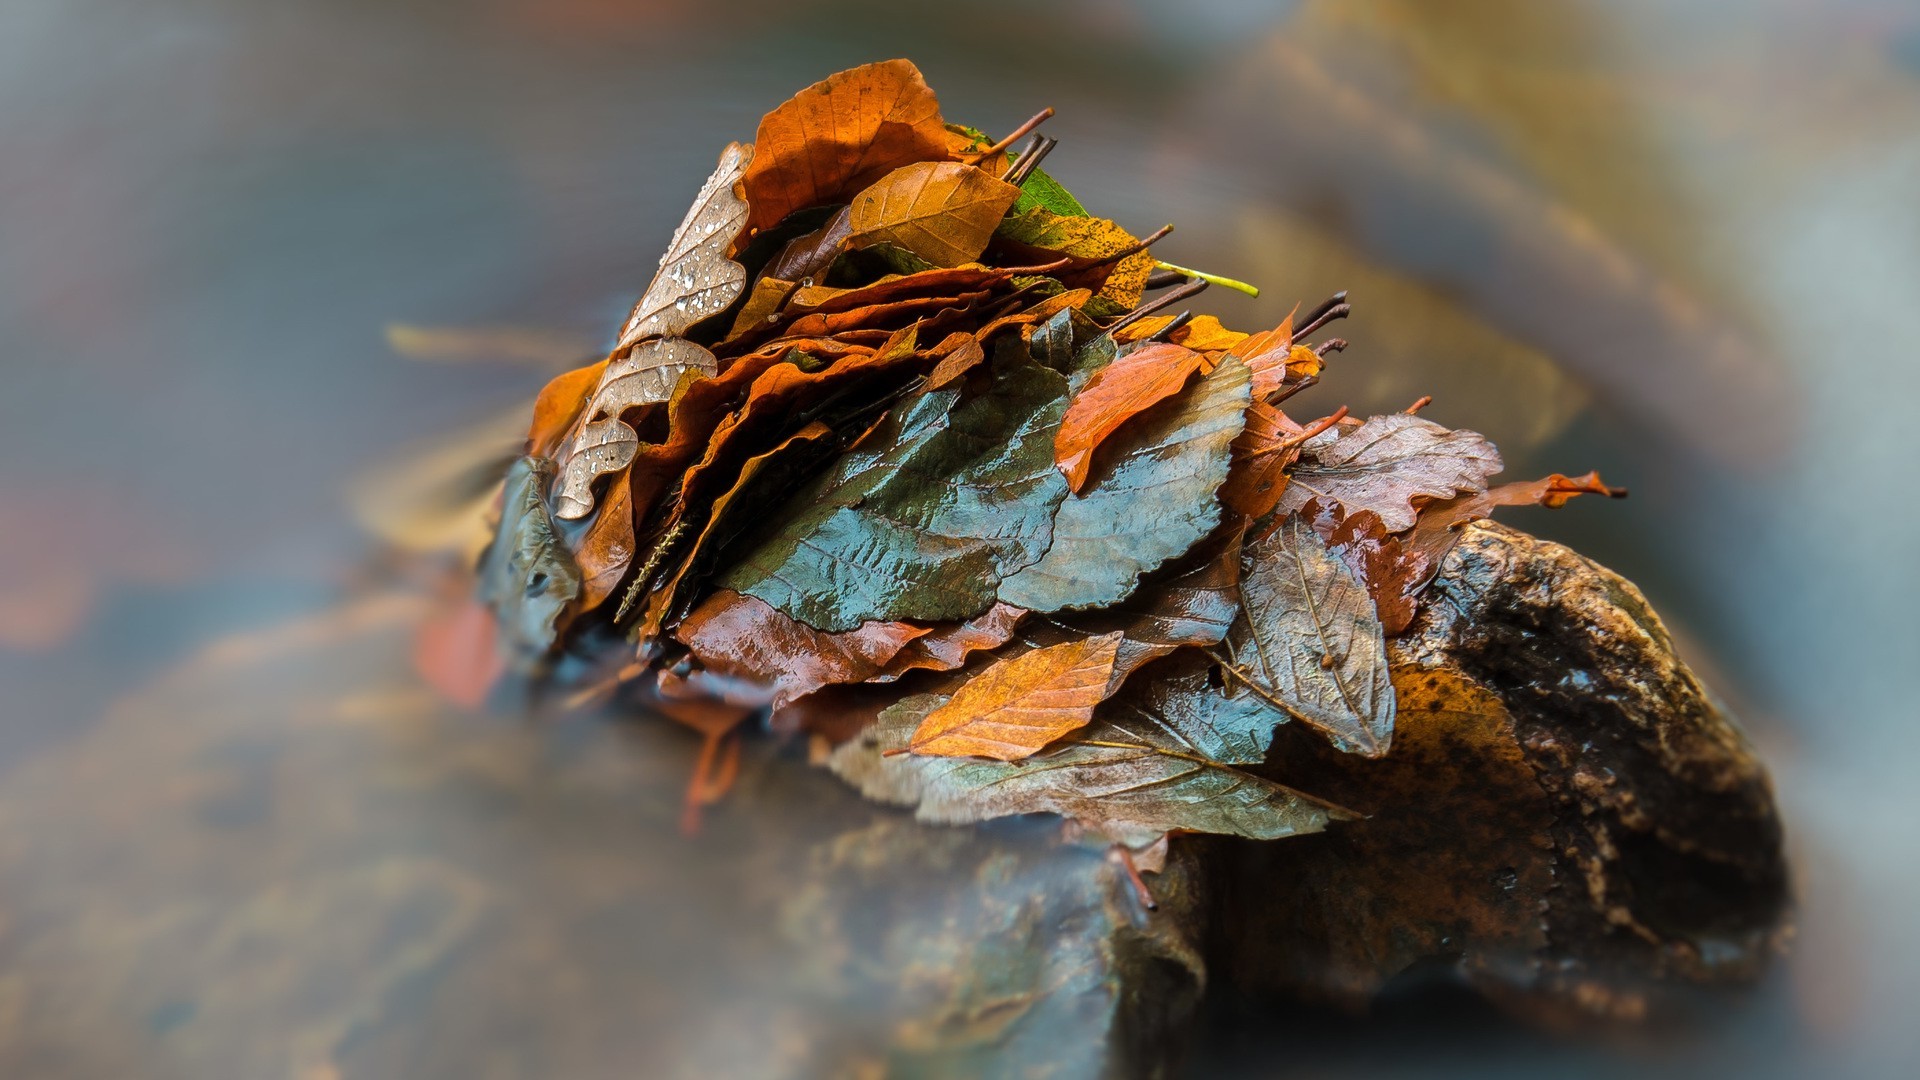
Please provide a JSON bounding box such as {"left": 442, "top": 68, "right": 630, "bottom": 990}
{"left": 1053, "top": 341, "right": 1212, "bottom": 492}
{"left": 478, "top": 456, "right": 582, "bottom": 659}
{"left": 830, "top": 691, "right": 1341, "bottom": 847}
{"left": 718, "top": 352, "right": 1071, "bottom": 632}
{"left": 846, "top": 161, "right": 1021, "bottom": 268}
{"left": 738, "top": 59, "right": 951, "bottom": 241}
{"left": 1303, "top": 497, "right": 1427, "bottom": 636}
{"left": 1233, "top": 309, "right": 1324, "bottom": 400}
{"left": 552, "top": 337, "right": 720, "bottom": 520}
{"left": 525, "top": 358, "right": 607, "bottom": 458}
{"left": 905, "top": 632, "right": 1122, "bottom": 760}
{"left": 675, "top": 589, "right": 930, "bottom": 708}
{"left": 1277, "top": 413, "right": 1503, "bottom": 531}
{"left": 999, "top": 354, "right": 1251, "bottom": 612}
{"left": 616, "top": 141, "right": 753, "bottom": 350}
{"left": 1223, "top": 511, "right": 1394, "bottom": 757}
{"left": 1408, "top": 471, "right": 1626, "bottom": 577}
{"left": 550, "top": 418, "right": 641, "bottom": 521}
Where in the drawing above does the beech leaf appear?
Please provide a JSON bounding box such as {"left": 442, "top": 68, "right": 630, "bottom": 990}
{"left": 869, "top": 602, "right": 1027, "bottom": 682}
{"left": 738, "top": 59, "right": 951, "bottom": 240}
{"left": 1053, "top": 341, "right": 1211, "bottom": 492}
{"left": 676, "top": 589, "right": 930, "bottom": 708}
{"left": 616, "top": 141, "right": 753, "bottom": 350}
{"left": 717, "top": 353, "right": 1071, "bottom": 631}
{"left": 904, "top": 631, "right": 1123, "bottom": 760}
{"left": 1224, "top": 512, "right": 1395, "bottom": 757}
{"left": 1277, "top": 413, "right": 1503, "bottom": 532}
{"left": 846, "top": 160, "right": 1021, "bottom": 268}
{"left": 999, "top": 354, "right": 1251, "bottom": 612}
{"left": 993, "top": 206, "right": 1155, "bottom": 307}
{"left": 830, "top": 691, "right": 1341, "bottom": 847}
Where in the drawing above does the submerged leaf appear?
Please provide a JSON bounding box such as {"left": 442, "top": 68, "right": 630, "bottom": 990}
{"left": 1224, "top": 512, "right": 1394, "bottom": 756}
{"left": 905, "top": 632, "right": 1122, "bottom": 760}
{"left": 718, "top": 353, "right": 1071, "bottom": 632}
{"left": 1000, "top": 354, "right": 1251, "bottom": 612}
{"left": 738, "top": 59, "right": 951, "bottom": 240}
{"left": 1277, "top": 413, "right": 1503, "bottom": 531}
{"left": 846, "top": 161, "right": 1021, "bottom": 268}
{"left": 616, "top": 141, "right": 753, "bottom": 350}
{"left": 830, "top": 691, "right": 1341, "bottom": 847}
{"left": 478, "top": 456, "right": 582, "bottom": 659}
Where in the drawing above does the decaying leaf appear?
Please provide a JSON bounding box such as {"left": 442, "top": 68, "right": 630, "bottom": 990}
{"left": 846, "top": 161, "right": 1021, "bottom": 269}
{"left": 1053, "top": 341, "right": 1211, "bottom": 492}
{"left": 1408, "top": 470, "right": 1626, "bottom": 574}
{"left": 1305, "top": 498, "right": 1427, "bottom": 636}
{"left": 738, "top": 59, "right": 951, "bottom": 240}
{"left": 1224, "top": 511, "right": 1394, "bottom": 756}
{"left": 831, "top": 691, "right": 1342, "bottom": 847}
{"left": 617, "top": 142, "right": 754, "bottom": 349}
{"left": 1221, "top": 399, "right": 1304, "bottom": 518}
{"left": 1001, "top": 354, "right": 1251, "bottom": 612}
{"left": 904, "top": 632, "right": 1122, "bottom": 760}
{"left": 870, "top": 602, "right": 1027, "bottom": 681}
{"left": 1277, "top": 413, "right": 1503, "bottom": 531}
{"left": 676, "top": 589, "right": 930, "bottom": 708}
{"left": 525, "top": 358, "right": 608, "bottom": 458}
{"left": 994, "top": 207, "right": 1155, "bottom": 307}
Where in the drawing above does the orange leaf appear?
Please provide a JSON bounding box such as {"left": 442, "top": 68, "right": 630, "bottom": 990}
{"left": 1114, "top": 314, "right": 1249, "bottom": 354}
{"left": 1054, "top": 342, "right": 1209, "bottom": 492}
{"left": 412, "top": 599, "right": 504, "bottom": 709}
{"left": 738, "top": 59, "right": 951, "bottom": 240}
{"left": 525, "top": 357, "right": 607, "bottom": 457}
{"left": 1221, "top": 400, "right": 1306, "bottom": 518}
{"left": 1236, "top": 307, "right": 1329, "bottom": 400}
{"left": 870, "top": 602, "right": 1026, "bottom": 681}
{"left": 905, "top": 632, "right": 1123, "bottom": 761}
{"left": 846, "top": 160, "right": 1021, "bottom": 268}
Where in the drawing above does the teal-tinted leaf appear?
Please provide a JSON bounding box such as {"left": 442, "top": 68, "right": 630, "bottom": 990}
{"left": 719, "top": 354, "right": 1071, "bottom": 631}
{"left": 1012, "top": 166, "right": 1090, "bottom": 217}
{"left": 1101, "top": 648, "right": 1283, "bottom": 766}
{"left": 478, "top": 456, "right": 581, "bottom": 659}
{"left": 997, "top": 354, "right": 1251, "bottom": 612}
{"left": 829, "top": 689, "right": 1340, "bottom": 847}
{"left": 1223, "top": 512, "right": 1395, "bottom": 757}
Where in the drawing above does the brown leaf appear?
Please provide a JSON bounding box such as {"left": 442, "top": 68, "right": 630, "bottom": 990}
{"left": 1224, "top": 511, "right": 1395, "bottom": 757}
{"left": 1221, "top": 399, "right": 1305, "bottom": 518}
{"left": 738, "top": 59, "right": 951, "bottom": 240}
{"left": 676, "top": 589, "right": 930, "bottom": 708}
{"left": 845, "top": 160, "right": 1021, "bottom": 268}
{"left": 525, "top": 358, "right": 608, "bottom": 458}
{"left": 554, "top": 325, "right": 721, "bottom": 522}
{"left": 904, "top": 632, "right": 1124, "bottom": 760}
{"left": 761, "top": 206, "right": 852, "bottom": 285}
{"left": 869, "top": 602, "right": 1027, "bottom": 682}
{"left": 1277, "top": 413, "right": 1504, "bottom": 531}
{"left": 574, "top": 472, "right": 635, "bottom": 610}
{"left": 549, "top": 417, "right": 640, "bottom": 521}
{"left": 1408, "top": 471, "right": 1627, "bottom": 575}
{"left": 1302, "top": 498, "right": 1427, "bottom": 636}
{"left": 411, "top": 598, "right": 503, "bottom": 709}
{"left": 1234, "top": 309, "right": 1324, "bottom": 399}
{"left": 923, "top": 331, "right": 986, "bottom": 390}
{"left": 615, "top": 142, "right": 753, "bottom": 350}
{"left": 1053, "top": 342, "right": 1210, "bottom": 492}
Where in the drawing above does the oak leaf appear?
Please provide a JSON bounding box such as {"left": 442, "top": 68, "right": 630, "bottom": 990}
{"left": 616, "top": 141, "right": 753, "bottom": 350}
{"left": 904, "top": 632, "right": 1123, "bottom": 760}
{"left": 738, "top": 59, "right": 951, "bottom": 240}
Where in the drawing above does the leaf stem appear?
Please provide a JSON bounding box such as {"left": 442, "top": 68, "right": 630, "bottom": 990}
{"left": 965, "top": 107, "right": 1055, "bottom": 163}
{"left": 1152, "top": 260, "right": 1260, "bottom": 297}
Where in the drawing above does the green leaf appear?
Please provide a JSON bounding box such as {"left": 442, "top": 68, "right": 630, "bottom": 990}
{"left": 478, "top": 456, "right": 582, "bottom": 659}
{"left": 719, "top": 353, "right": 1071, "bottom": 631}
{"left": 1011, "top": 165, "right": 1089, "bottom": 217}
{"left": 829, "top": 688, "right": 1340, "bottom": 847}
{"left": 1223, "top": 512, "right": 1396, "bottom": 757}
{"left": 997, "top": 354, "right": 1251, "bottom": 612}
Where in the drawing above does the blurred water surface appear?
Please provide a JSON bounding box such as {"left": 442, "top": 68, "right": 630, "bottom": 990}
{"left": 2, "top": 0, "right": 1917, "bottom": 1076}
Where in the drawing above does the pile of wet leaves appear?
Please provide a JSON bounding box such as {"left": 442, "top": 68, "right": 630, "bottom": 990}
{"left": 473, "top": 59, "right": 1623, "bottom": 854}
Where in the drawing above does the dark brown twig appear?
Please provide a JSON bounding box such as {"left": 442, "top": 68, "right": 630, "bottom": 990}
{"left": 1146, "top": 310, "right": 1194, "bottom": 342}
{"left": 1294, "top": 303, "right": 1351, "bottom": 343}
{"left": 1005, "top": 136, "right": 1058, "bottom": 185}
{"left": 1292, "top": 291, "right": 1348, "bottom": 341}
{"left": 964, "top": 107, "right": 1054, "bottom": 163}
{"left": 1102, "top": 277, "right": 1209, "bottom": 337}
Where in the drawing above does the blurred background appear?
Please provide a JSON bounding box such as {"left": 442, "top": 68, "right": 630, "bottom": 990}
{"left": 2, "top": 0, "right": 1917, "bottom": 1076}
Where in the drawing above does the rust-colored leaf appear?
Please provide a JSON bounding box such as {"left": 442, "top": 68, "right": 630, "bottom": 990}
{"left": 1302, "top": 497, "right": 1427, "bottom": 636}
{"left": 1053, "top": 341, "right": 1209, "bottom": 492}
{"left": 1409, "top": 471, "right": 1627, "bottom": 574}
{"left": 845, "top": 160, "right": 1021, "bottom": 268}
{"left": 1235, "top": 309, "right": 1316, "bottom": 400}
{"left": 869, "top": 601, "right": 1027, "bottom": 681}
{"left": 738, "top": 59, "right": 951, "bottom": 240}
{"left": 676, "top": 589, "right": 930, "bottom": 708}
{"left": 1221, "top": 399, "right": 1306, "bottom": 518}
{"left": 905, "top": 632, "right": 1123, "bottom": 760}
{"left": 1277, "top": 413, "right": 1504, "bottom": 532}
{"left": 412, "top": 598, "right": 503, "bottom": 709}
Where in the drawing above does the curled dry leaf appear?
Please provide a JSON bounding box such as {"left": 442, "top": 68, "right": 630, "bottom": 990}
{"left": 1277, "top": 413, "right": 1504, "bottom": 532}
{"left": 738, "top": 59, "right": 951, "bottom": 240}
{"left": 1408, "top": 471, "right": 1627, "bottom": 576}
{"left": 1221, "top": 399, "right": 1305, "bottom": 518}
{"left": 1234, "top": 309, "right": 1324, "bottom": 399}
{"left": 993, "top": 207, "right": 1156, "bottom": 307}
{"left": 525, "top": 358, "right": 608, "bottom": 458}
{"left": 1224, "top": 512, "right": 1395, "bottom": 757}
{"left": 904, "top": 631, "right": 1123, "bottom": 760}
{"left": 846, "top": 160, "right": 1022, "bottom": 268}
{"left": 1053, "top": 341, "right": 1211, "bottom": 492}
{"left": 616, "top": 142, "right": 754, "bottom": 350}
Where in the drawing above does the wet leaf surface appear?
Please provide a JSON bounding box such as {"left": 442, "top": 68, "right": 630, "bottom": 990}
{"left": 1277, "top": 413, "right": 1504, "bottom": 531}
{"left": 846, "top": 160, "right": 1021, "bottom": 269}
{"left": 905, "top": 632, "right": 1122, "bottom": 760}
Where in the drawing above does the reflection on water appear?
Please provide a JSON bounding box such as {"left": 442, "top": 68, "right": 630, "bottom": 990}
{"left": 3, "top": 0, "right": 1917, "bottom": 1075}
